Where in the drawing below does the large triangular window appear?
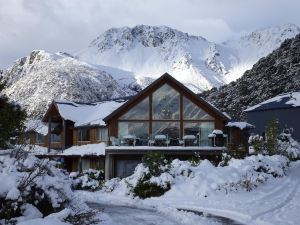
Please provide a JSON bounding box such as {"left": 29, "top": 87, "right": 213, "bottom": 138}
{"left": 152, "top": 84, "right": 180, "bottom": 120}
{"left": 119, "top": 97, "right": 149, "bottom": 120}
{"left": 183, "top": 96, "right": 214, "bottom": 120}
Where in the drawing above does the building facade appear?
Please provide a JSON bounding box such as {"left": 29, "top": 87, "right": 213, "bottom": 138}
{"left": 245, "top": 92, "right": 300, "bottom": 141}
{"left": 103, "top": 73, "right": 230, "bottom": 179}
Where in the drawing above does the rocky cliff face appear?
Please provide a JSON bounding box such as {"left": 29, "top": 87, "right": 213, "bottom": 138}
{"left": 201, "top": 33, "right": 300, "bottom": 120}
{"left": 1, "top": 50, "right": 139, "bottom": 117}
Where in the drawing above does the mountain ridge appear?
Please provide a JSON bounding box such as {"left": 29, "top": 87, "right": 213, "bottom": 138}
{"left": 200, "top": 33, "right": 300, "bottom": 120}
{"left": 78, "top": 24, "right": 300, "bottom": 92}
{"left": 1, "top": 24, "right": 300, "bottom": 118}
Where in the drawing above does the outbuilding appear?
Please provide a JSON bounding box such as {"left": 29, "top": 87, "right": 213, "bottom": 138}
{"left": 244, "top": 92, "right": 300, "bottom": 141}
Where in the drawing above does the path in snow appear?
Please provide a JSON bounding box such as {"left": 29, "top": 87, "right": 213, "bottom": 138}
{"left": 251, "top": 163, "right": 300, "bottom": 225}
{"left": 87, "top": 202, "right": 245, "bottom": 225}
{"left": 88, "top": 203, "right": 181, "bottom": 225}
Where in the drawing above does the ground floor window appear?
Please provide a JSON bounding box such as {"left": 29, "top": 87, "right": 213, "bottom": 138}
{"left": 81, "top": 158, "right": 90, "bottom": 171}
{"left": 78, "top": 128, "right": 90, "bottom": 141}
{"left": 96, "top": 127, "right": 108, "bottom": 142}
{"left": 51, "top": 133, "right": 61, "bottom": 142}
{"left": 35, "top": 133, "right": 44, "bottom": 144}
{"left": 115, "top": 159, "right": 141, "bottom": 178}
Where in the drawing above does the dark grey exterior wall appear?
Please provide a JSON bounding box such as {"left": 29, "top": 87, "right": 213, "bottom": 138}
{"left": 246, "top": 107, "right": 300, "bottom": 141}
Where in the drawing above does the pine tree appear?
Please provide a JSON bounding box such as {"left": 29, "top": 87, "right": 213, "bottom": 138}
{"left": 0, "top": 78, "right": 27, "bottom": 149}
{"left": 265, "top": 118, "right": 279, "bottom": 155}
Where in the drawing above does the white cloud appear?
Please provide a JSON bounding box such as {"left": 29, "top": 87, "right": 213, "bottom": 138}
{"left": 0, "top": 0, "right": 299, "bottom": 68}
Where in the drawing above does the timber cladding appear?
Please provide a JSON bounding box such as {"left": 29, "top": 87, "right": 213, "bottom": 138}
{"left": 73, "top": 127, "right": 102, "bottom": 146}
{"left": 29, "top": 132, "right": 62, "bottom": 149}
{"left": 104, "top": 73, "right": 229, "bottom": 138}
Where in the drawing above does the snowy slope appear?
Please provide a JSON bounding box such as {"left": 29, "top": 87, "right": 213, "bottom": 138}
{"left": 78, "top": 24, "right": 300, "bottom": 92}
{"left": 1, "top": 50, "right": 138, "bottom": 117}
{"left": 223, "top": 24, "right": 300, "bottom": 82}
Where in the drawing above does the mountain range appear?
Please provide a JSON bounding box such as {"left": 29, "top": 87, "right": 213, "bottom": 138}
{"left": 78, "top": 24, "right": 300, "bottom": 92}
{"left": 1, "top": 24, "right": 299, "bottom": 117}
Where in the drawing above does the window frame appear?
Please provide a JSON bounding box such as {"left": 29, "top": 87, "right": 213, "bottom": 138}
{"left": 96, "top": 127, "right": 108, "bottom": 142}
{"left": 116, "top": 83, "right": 216, "bottom": 145}
{"left": 77, "top": 128, "right": 90, "bottom": 142}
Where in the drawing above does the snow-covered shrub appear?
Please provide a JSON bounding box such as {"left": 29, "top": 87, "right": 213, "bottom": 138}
{"left": 218, "top": 153, "right": 232, "bottom": 167}
{"left": 249, "top": 125, "right": 300, "bottom": 160}
{"left": 70, "top": 169, "right": 104, "bottom": 191}
{"left": 249, "top": 119, "right": 280, "bottom": 155}
{"left": 219, "top": 154, "right": 289, "bottom": 194}
{"left": 102, "top": 154, "right": 290, "bottom": 200}
{"left": 0, "top": 148, "right": 97, "bottom": 224}
{"left": 102, "top": 152, "right": 171, "bottom": 199}
{"left": 132, "top": 152, "right": 171, "bottom": 199}
{"left": 278, "top": 130, "right": 300, "bottom": 160}
{"left": 142, "top": 152, "right": 170, "bottom": 176}
{"left": 249, "top": 135, "right": 265, "bottom": 154}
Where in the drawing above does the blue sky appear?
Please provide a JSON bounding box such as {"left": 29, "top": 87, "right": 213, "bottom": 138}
{"left": 0, "top": 0, "right": 299, "bottom": 68}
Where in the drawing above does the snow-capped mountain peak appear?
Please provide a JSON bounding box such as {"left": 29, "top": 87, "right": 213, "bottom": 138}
{"left": 78, "top": 24, "right": 300, "bottom": 92}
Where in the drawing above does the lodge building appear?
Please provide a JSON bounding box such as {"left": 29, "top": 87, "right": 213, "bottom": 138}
{"left": 28, "top": 73, "right": 253, "bottom": 179}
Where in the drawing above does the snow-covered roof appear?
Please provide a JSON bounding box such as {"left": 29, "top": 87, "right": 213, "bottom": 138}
{"left": 53, "top": 99, "right": 126, "bottom": 127}
{"left": 244, "top": 92, "right": 300, "bottom": 112}
{"left": 28, "top": 143, "right": 106, "bottom": 156}
{"left": 25, "top": 120, "right": 48, "bottom": 135}
{"left": 226, "top": 122, "right": 255, "bottom": 130}
{"left": 61, "top": 143, "right": 106, "bottom": 156}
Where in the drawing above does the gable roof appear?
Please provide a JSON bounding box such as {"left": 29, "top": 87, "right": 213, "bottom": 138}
{"left": 103, "top": 73, "right": 230, "bottom": 122}
{"left": 42, "top": 99, "right": 127, "bottom": 127}
{"left": 244, "top": 92, "right": 300, "bottom": 112}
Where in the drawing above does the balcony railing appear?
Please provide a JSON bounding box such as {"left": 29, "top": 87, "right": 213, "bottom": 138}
{"left": 109, "top": 132, "right": 228, "bottom": 148}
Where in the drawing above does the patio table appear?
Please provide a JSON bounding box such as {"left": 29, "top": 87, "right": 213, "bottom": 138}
{"left": 122, "top": 135, "right": 136, "bottom": 146}
{"left": 154, "top": 134, "right": 167, "bottom": 146}
{"left": 183, "top": 135, "right": 197, "bottom": 146}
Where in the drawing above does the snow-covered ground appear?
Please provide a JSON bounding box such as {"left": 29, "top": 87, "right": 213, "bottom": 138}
{"left": 78, "top": 157, "right": 300, "bottom": 225}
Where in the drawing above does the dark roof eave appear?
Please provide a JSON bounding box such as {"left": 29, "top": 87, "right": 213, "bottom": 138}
{"left": 244, "top": 105, "right": 300, "bottom": 113}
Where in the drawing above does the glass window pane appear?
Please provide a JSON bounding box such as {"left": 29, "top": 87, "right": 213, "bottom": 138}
{"left": 118, "top": 122, "right": 149, "bottom": 145}
{"left": 78, "top": 129, "right": 90, "bottom": 141}
{"left": 152, "top": 122, "right": 180, "bottom": 145}
{"left": 183, "top": 122, "right": 214, "bottom": 146}
{"left": 51, "top": 133, "right": 61, "bottom": 142}
{"left": 120, "top": 97, "right": 149, "bottom": 120}
{"left": 82, "top": 159, "right": 90, "bottom": 171}
{"left": 36, "top": 133, "right": 44, "bottom": 143}
{"left": 183, "top": 96, "right": 214, "bottom": 120}
{"left": 152, "top": 84, "right": 180, "bottom": 120}
{"left": 97, "top": 127, "right": 108, "bottom": 142}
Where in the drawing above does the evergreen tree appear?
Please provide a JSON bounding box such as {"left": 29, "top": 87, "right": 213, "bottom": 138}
{"left": 265, "top": 118, "right": 279, "bottom": 155}
{"left": 0, "top": 78, "right": 27, "bottom": 149}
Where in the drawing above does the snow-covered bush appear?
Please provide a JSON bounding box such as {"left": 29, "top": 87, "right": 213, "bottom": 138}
{"left": 142, "top": 152, "right": 170, "bottom": 176}
{"left": 249, "top": 125, "right": 300, "bottom": 160}
{"left": 278, "top": 131, "right": 300, "bottom": 160}
{"left": 70, "top": 169, "right": 104, "bottom": 191}
{"left": 102, "top": 155, "right": 290, "bottom": 199}
{"left": 0, "top": 148, "right": 98, "bottom": 224}
{"left": 132, "top": 152, "right": 171, "bottom": 199}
